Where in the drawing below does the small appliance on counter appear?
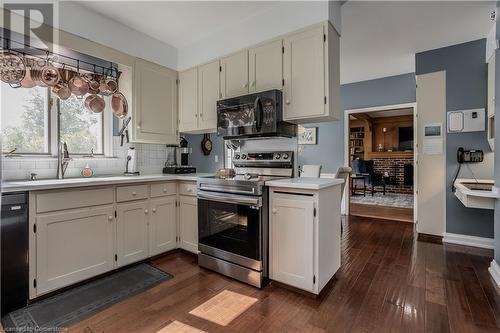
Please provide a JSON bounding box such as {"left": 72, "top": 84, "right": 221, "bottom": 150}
{"left": 162, "top": 137, "right": 197, "bottom": 174}
{"left": 124, "top": 147, "right": 140, "bottom": 176}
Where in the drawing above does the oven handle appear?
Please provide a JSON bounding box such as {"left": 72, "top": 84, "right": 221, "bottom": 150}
{"left": 198, "top": 184, "right": 255, "bottom": 195}
{"left": 198, "top": 191, "right": 262, "bottom": 207}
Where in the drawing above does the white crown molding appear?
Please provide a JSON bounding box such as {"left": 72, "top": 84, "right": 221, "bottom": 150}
{"left": 489, "top": 260, "right": 500, "bottom": 289}
{"left": 443, "top": 233, "right": 494, "bottom": 249}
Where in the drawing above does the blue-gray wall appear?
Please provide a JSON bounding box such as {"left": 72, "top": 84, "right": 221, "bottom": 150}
{"left": 298, "top": 73, "right": 416, "bottom": 172}
{"left": 416, "top": 39, "right": 494, "bottom": 239}
{"left": 183, "top": 133, "right": 225, "bottom": 172}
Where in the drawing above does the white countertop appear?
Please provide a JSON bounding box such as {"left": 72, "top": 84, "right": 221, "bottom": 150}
{"left": 1, "top": 173, "right": 214, "bottom": 193}
{"left": 454, "top": 179, "right": 499, "bottom": 198}
{"left": 265, "top": 177, "right": 344, "bottom": 190}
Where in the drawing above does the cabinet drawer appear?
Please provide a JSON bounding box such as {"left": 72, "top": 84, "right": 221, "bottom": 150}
{"left": 116, "top": 184, "right": 149, "bottom": 202}
{"left": 36, "top": 187, "right": 114, "bottom": 213}
{"left": 151, "top": 182, "right": 177, "bottom": 197}
{"left": 178, "top": 182, "right": 197, "bottom": 196}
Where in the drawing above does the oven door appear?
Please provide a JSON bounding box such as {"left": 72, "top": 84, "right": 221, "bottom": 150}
{"left": 198, "top": 191, "right": 263, "bottom": 271}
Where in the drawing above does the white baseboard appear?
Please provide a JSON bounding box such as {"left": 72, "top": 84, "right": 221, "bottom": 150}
{"left": 489, "top": 260, "right": 500, "bottom": 288}
{"left": 443, "top": 233, "right": 494, "bottom": 249}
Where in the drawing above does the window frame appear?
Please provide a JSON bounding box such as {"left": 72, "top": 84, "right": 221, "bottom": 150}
{"left": 2, "top": 88, "right": 114, "bottom": 158}
{"left": 1, "top": 85, "right": 52, "bottom": 156}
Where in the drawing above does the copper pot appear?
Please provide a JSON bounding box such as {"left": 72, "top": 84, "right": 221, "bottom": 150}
{"left": 52, "top": 82, "right": 71, "bottom": 100}
{"left": 20, "top": 58, "right": 36, "bottom": 88}
{"left": 99, "top": 77, "right": 118, "bottom": 95}
{"left": 40, "top": 59, "right": 60, "bottom": 87}
{"left": 111, "top": 92, "right": 128, "bottom": 118}
{"left": 84, "top": 94, "right": 105, "bottom": 113}
{"left": 0, "top": 51, "right": 26, "bottom": 88}
{"left": 68, "top": 72, "right": 89, "bottom": 96}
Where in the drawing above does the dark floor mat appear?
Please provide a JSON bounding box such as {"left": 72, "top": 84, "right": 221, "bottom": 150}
{"left": 2, "top": 263, "right": 173, "bottom": 332}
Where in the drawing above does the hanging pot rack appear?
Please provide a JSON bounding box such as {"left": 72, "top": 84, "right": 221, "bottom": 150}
{"left": 0, "top": 36, "right": 121, "bottom": 79}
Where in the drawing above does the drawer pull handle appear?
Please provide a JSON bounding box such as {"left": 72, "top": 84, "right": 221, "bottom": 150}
{"left": 108, "top": 215, "right": 113, "bottom": 221}
{"left": 132, "top": 191, "right": 137, "bottom": 196}
{"left": 272, "top": 208, "right": 277, "bottom": 214}
{"left": 163, "top": 188, "right": 167, "bottom": 192}
{"left": 152, "top": 208, "right": 157, "bottom": 213}
{"left": 144, "top": 209, "right": 149, "bottom": 214}
{"left": 187, "top": 188, "right": 193, "bottom": 192}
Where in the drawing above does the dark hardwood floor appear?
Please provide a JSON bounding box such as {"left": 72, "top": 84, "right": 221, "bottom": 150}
{"left": 350, "top": 203, "right": 414, "bottom": 222}
{"left": 68, "top": 216, "right": 500, "bottom": 333}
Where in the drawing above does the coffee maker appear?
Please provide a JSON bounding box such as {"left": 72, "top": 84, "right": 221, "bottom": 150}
{"left": 163, "top": 137, "right": 197, "bottom": 174}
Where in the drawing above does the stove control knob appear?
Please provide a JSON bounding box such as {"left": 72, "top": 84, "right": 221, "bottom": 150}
{"left": 241, "top": 154, "right": 247, "bottom": 159}
{"left": 234, "top": 154, "right": 240, "bottom": 160}
{"left": 274, "top": 153, "right": 281, "bottom": 160}
{"left": 282, "top": 153, "right": 289, "bottom": 160}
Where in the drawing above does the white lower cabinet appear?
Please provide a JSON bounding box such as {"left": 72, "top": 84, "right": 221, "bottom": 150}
{"left": 149, "top": 196, "right": 177, "bottom": 256}
{"left": 116, "top": 200, "right": 150, "bottom": 267}
{"left": 35, "top": 205, "right": 115, "bottom": 295}
{"left": 178, "top": 195, "right": 198, "bottom": 253}
{"left": 270, "top": 194, "right": 315, "bottom": 292}
{"left": 269, "top": 185, "right": 342, "bottom": 295}
{"left": 31, "top": 181, "right": 198, "bottom": 297}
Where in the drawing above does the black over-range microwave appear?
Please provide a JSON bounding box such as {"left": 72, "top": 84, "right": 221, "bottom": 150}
{"left": 216, "top": 89, "right": 296, "bottom": 140}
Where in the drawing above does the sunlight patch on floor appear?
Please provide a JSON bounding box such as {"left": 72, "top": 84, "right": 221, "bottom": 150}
{"left": 156, "top": 320, "right": 207, "bottom": 333}
{"left": 189, "top": 290, "right": 258, "bottom": 326}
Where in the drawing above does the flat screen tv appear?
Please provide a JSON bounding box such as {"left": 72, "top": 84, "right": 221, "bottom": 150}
{"left": 398, "top": 126, "right": 413, "bottom": 151}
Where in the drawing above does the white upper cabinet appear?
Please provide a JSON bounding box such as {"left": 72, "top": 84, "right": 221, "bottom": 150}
{"left": 249, "top": 39, "right": 283, "bottom": 93}
{"left": 178, "top": 67, "right": 198, "bottom": 132}
{"left": 283, "top": 22, "right": 340, "bottom": 123}
{"left": 197, "top": 60, "right": 220, "bottom": 132}
{"left": 220, "top": 50, "right": 249, "bottom": 98}
{"left": 178, "top": 60, "right": 220, "bottom": 133}
{"left": 132, "top": 58, "right": 178, "bottom": 144}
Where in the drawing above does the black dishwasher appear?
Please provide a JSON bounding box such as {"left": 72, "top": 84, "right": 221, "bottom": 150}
{"left": 1, "top": 192, "right": 29, "bottom": 315}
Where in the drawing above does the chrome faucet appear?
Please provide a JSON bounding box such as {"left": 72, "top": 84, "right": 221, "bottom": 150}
{"left": 57, "top": 141, "right": 71, "bottom": 179}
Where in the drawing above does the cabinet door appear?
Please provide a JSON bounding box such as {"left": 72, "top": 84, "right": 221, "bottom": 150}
{"left": 149, "top": 196, "right": 177, "bottom": 256}
{"left": 133, "top": 58, "right": 178, "bottom": 144}
{"left": 197, "top": 60, "right": 220, "bottom": 131}
{"left": 488, "top": 54, "right": 495, "bottom": 117}
{"left": 116, "top": 200, "right": 149, "bottom": 266}
{"left": 178, "top": 67, "right": 198, "bottom": 132}
{"left": 178, "top": 195, "right": 198, "bottom": 253}
{"left": 220, "top": 50, "right": 249, "bottom": 98}
{"left": 36, "top": 206, "right": 115, "bottom": 295}
{"left": 249, "top": 39, "right": 283, "bottom": 92}
{"left": 283, "top": 25, "right": 326, "bottom": 120}
{"left": 270, "top": 195, "right": 315, "bottom": 292}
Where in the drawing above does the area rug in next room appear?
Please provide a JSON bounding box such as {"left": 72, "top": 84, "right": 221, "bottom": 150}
{"left": 2, "top": 264, "right": 173, "bottom": 333}
{"left": 350, "top": 193, "right": 414, "bottom": 208}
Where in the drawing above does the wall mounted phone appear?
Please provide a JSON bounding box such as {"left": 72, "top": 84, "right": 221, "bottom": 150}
{"left": 456, "top": 147, "right": 484, "bottom": 164}
{"left": 453, "top": 147, "right": 484, "bottom": 191}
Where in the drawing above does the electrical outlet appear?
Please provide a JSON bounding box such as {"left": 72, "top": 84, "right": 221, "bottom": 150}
{"left": 214, "top": 155, "right": 219, "bottom": 163}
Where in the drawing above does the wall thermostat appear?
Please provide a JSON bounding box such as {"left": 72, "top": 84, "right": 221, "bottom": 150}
{"left": 447, "top": 109, "right": 485, "bottom": 133}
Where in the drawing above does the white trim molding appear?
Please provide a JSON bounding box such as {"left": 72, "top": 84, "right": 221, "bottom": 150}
{"left": 443, "top": 233, "right": 494, "bottom": 249}
{"left": 489, "top": 260, "right": 500, "bottom": 289}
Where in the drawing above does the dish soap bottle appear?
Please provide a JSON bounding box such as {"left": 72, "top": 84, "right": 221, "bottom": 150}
{"left": 81, "top": 163, "right": 94, "bottom": 178}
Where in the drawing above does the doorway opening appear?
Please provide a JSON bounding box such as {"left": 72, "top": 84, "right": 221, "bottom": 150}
{"left": 344, "top": 104, "right": 417, "bottom": 223}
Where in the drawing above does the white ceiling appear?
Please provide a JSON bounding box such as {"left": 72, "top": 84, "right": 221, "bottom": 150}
{"left": 76, "top": 1, "right": 279, "bottom": 49}
{"left": 341, "top": 1, "right": 495, "bottom": 83}
{"left": 77, "top": 1, "right": 495, "bottom": 84}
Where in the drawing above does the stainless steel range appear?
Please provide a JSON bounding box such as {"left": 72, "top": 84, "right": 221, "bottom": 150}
{"left": 197, "top": 150, "right": 294, "bottom": 288}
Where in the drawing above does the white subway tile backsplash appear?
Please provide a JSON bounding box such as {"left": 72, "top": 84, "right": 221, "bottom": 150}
{"left": 2, "top": 142, "right": 168, "bottom": 180}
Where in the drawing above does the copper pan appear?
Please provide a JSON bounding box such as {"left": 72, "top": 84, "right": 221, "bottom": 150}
{"left": 111, "top": 92, "right": 128, "bottom": 118}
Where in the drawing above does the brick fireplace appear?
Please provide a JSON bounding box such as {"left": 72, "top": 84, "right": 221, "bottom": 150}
{"left": 373, "top": 157, "right": 413, "bottom": 194}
